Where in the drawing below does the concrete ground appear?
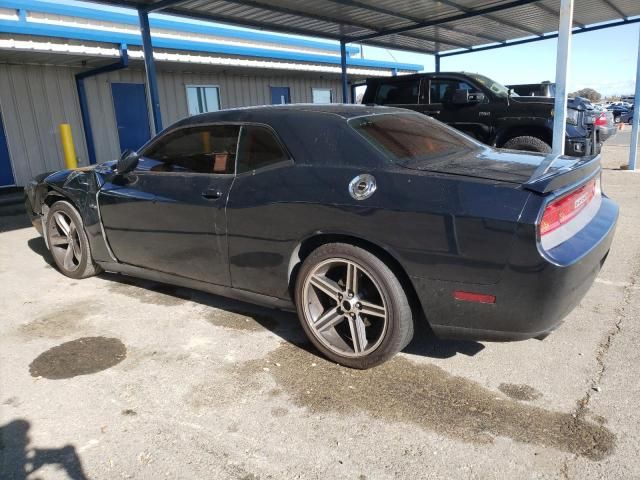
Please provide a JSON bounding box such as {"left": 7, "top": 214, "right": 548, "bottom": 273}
{"left": 1, "top": 128, "right": 639, "bottom": 479}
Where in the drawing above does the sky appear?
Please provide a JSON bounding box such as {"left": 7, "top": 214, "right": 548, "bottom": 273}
{"left": 54, "top": 0, "right": 639, "bottom": 97}
{"left": 363, "top": 23, "right": 639, "bottom": 97}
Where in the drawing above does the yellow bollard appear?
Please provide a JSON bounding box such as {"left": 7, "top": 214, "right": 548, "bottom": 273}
{"left": 59, "top": 123, "right": 78, "bottom": 169}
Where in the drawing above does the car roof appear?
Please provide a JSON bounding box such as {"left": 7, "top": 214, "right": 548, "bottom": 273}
{"left": 177, "top": 104, "right": 410, "bottom": 127}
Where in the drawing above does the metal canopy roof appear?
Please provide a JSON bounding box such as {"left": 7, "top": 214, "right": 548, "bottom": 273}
{"left": 92, "top": 0, "right": 640, "bottom": 55}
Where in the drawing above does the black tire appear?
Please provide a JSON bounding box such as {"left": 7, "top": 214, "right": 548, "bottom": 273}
{"left": 614, "top": 116, "right": 621, "bottom": 124}
{"left": 45, "top": 200, "right": 101, "bottom": 279}
{"left": 502, "top": 135, "right": 552, "bottom": 153}
{"left": 295, "top": 243, "right": 414, "bottom": 369}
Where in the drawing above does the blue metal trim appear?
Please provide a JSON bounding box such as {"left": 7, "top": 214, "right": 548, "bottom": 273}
{"left": 75, "top": 43, "right": 129, "bottom": 164}
{"left": 0, "top": 18, "right": 422, "bottom": 71}
{"left": 138, "top": 8, "right": 163, "bottom": 135}
{"left": 439, "top": 17, "right": 640, "bottom": 57}
{"left": 1, "top": 0, "right": 360, "bottom": 55}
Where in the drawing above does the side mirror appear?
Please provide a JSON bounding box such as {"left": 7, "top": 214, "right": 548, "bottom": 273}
{"left": 116, "top": 149, "right": 139, "bottom": 174}
{"left": 451, "top": 89, "right": 486, "bottom": 105}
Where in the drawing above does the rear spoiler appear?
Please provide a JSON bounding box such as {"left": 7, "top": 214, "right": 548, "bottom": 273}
{"left": 523, "top": 154, "right": 601, "bottom": 194}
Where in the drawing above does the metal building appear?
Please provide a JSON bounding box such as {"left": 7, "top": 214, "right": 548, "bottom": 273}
{"left": 0, "top": 0, "right": 421, "bottom": 187}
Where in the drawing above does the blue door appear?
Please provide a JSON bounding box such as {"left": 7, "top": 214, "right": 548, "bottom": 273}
{"left": 270, "top": 86, "right": 290, "bottom": 105}
{"left": 111, "top": 83, "right": 152, "bottom": 153}
{"left": 0, "top": 110, "right": 15, "bottom": 187}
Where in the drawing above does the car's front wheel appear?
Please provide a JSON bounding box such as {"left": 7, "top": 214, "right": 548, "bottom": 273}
{"left": 295, "top": 243, "right": 414, "bottom": 369}
{"left": 45, "top": 200, "right": 101, "bottom": 279}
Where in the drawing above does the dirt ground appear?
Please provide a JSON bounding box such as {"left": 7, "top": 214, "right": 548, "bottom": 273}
{"left": 1, "top": 128, "right": 639, "bottom": 479}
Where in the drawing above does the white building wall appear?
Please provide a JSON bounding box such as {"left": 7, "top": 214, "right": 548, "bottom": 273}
{"left": 0, "top": 63, "right": 344, "bottom": 184}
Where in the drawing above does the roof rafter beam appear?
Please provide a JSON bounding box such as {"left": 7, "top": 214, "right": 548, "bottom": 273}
{"left": 439, "top": 17, "right": 640, "bottom": 57}
{"left": 201, "top": 0, "right": 472, "bottom": 49}
{"left": 141, "top": 0, "right": 187, "bottom": 13}
{"left": 350, "top": 0, "right": 544, "bottom": 42}
{"left": 325, "top": 0, "right": 506, "bottom": 44}
{"left": 533, "top": 3, "right": 585, "bottom": 28}
{"left": 157, "top": 4, "right": 436, "bottom": 52}
{"left": 598, "top": 0, "right": 628, "bottom": 19}
{"left": 436, "top": 0, "right": 545, "bottom": 37}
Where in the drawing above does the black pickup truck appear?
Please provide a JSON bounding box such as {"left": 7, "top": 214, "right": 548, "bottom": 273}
{"left": 361, "top": 72, "right": 597, "bottom": 156}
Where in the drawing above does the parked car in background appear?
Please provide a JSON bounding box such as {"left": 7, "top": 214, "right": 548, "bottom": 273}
{"left": 620, "top": 107, "right": 634, "bottom": 124}
{"left": 24, "top": 105, "right": 618, "bottom": 368}
{"left": 591, "top": 105, "right": 616, "bottom": 149}
{"left": 362, "top": 72, "right": 597, "bottom": 156}
{"left": 507, "top": 81, "right": 555, "bottom": 97}
{"left": 608, "top": 105, "right": 634, "bottom": 123}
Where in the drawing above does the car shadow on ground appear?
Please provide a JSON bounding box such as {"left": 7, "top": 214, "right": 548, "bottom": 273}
{"left": 26, "top": 235, "right": 484, "bottom": 361}
{"left": 0, "top": 419, "right": 88, "bottom": 480}
{"left": 27, "top": 236, "right": 55, "bottom": 267}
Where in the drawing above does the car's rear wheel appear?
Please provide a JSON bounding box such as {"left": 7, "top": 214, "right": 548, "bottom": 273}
{"left": 295, "top": 243, "right": 413, "bottom": 369}
{"left": 45, "top": 200, "right": 101, "bottom": 279}
{"left": 502, "top": 135, "right": 552, "bottom": 153}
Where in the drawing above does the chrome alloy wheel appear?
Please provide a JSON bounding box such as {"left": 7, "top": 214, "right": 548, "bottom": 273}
{"left": 48, "top": 211, "right": 82, "bottom": 272}
{"left": 302, "top": 258, "right": 388, "bottom": 357}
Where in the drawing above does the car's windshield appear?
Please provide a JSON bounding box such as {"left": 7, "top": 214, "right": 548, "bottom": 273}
{"left": 349, "top": 112, "right": 480, "bottom": 167}
{"left": 466, "top": 73, "right": 514, "bottom": 98}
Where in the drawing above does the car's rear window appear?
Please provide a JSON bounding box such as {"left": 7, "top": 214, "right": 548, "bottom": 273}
{"left": 348, "top": 113, "right": 478, "bottom": 166}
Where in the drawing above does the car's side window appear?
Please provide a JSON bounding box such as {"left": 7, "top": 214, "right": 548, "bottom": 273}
{"left": 141, "top": 125, "right": 240, "bottom": 174}
{"left": 374, "top": 79, "right": 420, "bottom": 105}
{"left": 429, "top": 79, "right": 480, "bottom": 104}
{"left": 236, "top": 126, "right": 289, "bottom": 174}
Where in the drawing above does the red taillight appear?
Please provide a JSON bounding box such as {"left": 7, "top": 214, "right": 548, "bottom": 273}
{"left": 539, "top": 178, "right": 597, "bottom": 236}
{"left": 594, "top": 113, "right": 607, "bottom": 126}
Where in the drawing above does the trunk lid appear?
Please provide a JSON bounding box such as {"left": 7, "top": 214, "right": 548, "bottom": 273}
{"left": 400, "top": 147, "right": 596, "bottom": 188}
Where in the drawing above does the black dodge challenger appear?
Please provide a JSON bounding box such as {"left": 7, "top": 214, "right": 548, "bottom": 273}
{"left": 25, "top": 105, "right": 618, "bottom": 369}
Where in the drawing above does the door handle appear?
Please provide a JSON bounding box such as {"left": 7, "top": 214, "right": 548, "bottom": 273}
{"left": 202, "top": 188, "right": 223, "bottom": 200}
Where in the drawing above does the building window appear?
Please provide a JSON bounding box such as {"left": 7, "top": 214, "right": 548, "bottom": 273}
{"left": 312, "top": 88, "right": 333, "bottom": 104}
{"left": 186, "top": 85, "right": 221, "bottom": 115}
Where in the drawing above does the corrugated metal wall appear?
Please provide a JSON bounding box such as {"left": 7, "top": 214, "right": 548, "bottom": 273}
{"left": 0, "top": 64, "right": 89, "bottom": 185}
{"left": 85, "top": 68, "right": 343, "bottom": 164}
{"left": 0, "top": 64, "right": 344, "bottom": 185}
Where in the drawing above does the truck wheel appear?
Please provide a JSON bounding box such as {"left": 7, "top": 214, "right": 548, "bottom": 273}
{"left": 295, "top": 243, "right": 414, "bottom": 369}
{"left": 45, "top": 200, "right": 102, "bottom": 279}
{"left": 614, "top": 116, "right": 621, "bottom": 124}
{"left": 502, "top": 136, "right": 552, "bottom": 153}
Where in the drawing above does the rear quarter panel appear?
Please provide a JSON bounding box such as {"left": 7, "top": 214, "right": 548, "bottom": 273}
{"left": 226, "top": 164, "right": 532, "bottom": 299}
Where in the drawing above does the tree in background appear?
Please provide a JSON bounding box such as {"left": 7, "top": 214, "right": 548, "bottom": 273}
{"left": 570, "top": 88, "right": 602, "bottom": 102}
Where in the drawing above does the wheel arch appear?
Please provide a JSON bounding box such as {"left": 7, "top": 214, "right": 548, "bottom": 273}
{"left": 287, "top": 233, "right": 423, "bottom": 319}
{"left": 495, "top": 125, "right": 552, "bottom": 148}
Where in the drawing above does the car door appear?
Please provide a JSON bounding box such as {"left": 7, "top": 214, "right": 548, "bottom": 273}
{"left": 370, "top": 77, "right": 422, "bottom": 113}
{"left": 98, "top": 124, "right": 240, "bottom": 286}
{"left": 226, "top": 124, "right": 295, "bottom": 298}
{"left": 427, "top": 77, "right": 491, "bottom": 143}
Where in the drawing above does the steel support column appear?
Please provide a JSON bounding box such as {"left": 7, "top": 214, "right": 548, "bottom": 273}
{"left": 551, "top": 0, "right": 574, "bottom": 156}
{"left": 629, "top": 25, "right": 640, "bottom": 170}
{"left": 75, "top": 43, "right": 129, "bottom": 164}
{"left": 435, "top": 54, "right": 440, "bottom": 72}
{"left": 340, "top": 40, "right": 349, "bottom": 103}
{"left": 138, "top": 8, "right": 163, "bottom": 134}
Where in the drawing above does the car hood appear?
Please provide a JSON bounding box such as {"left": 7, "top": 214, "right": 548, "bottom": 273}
{"left": 398, "top": 147, "right": 584, "bottom": 184}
